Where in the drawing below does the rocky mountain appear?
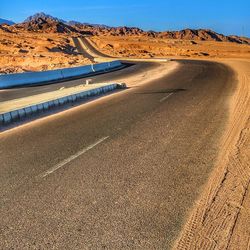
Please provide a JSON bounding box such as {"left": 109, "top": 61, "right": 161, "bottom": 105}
{"left": 14, "top": 13, "right": 79, "bottom": 34}
{"left": 73, "top": 25, "right": 249, "bottom": 44}
{"left": 71, "top": 24, "right": 146, "bottom": 37}
{"left": 67, "top": 20, "right": 110, "bottom": 28}
{"left": 157, "top": 29, "right": 250, "bottom": 44}
{"left": 15, "top": 19, "right": 77, "bottom": 33}
{"left": 24, "top": 12, "right": 65, "bottom": 23}
{"left": 2, "top": 13, "right": 249, "bottom": 44}
{"left": 23, "top": 13, "right": 109, "bottom": 29}
{"left": 0, "top": 18, "right": 15, "bottom": 25}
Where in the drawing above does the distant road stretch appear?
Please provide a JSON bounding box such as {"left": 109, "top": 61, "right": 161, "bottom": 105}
{"left": 73, "top": 36, "right": 113, "bottom": 59}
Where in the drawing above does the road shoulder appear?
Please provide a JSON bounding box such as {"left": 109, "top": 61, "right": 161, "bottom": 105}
{"left": 174, "top": 59, "right": 250, "bottom": 249}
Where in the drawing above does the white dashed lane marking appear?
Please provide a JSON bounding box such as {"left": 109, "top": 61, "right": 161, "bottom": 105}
{"left": 159, "top": 93, "right": 173, "bottom": 102}
{"left": 41, "top": 136, "right": 109, "bottom": 178}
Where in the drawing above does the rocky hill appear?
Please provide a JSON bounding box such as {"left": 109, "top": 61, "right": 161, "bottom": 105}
{"left": 2, "top": 13, "right": 249, "bottom": 44}
{"left": 157, "top": 29, "right": 250, "bottom": 44}
{"left": 13, "top": 13, "right": 78, "bottom": 34}
{"left": 24, "top": 12, "right": 65, "bottom": 23}
{"left": 76, "top": 25, "right": 249, "bottom": 44}
{"left": 18, "top": 18, "right": 77, "bottom": 33}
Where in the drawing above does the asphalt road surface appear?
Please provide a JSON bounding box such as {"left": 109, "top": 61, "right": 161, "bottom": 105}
{"left": 72, "top": 37, "right": 95, "bottom": 60}
{"left": 72, "top": 36, "right": 112, "bottom": 59}
{"left": 78, "top": 37, "right": 113, "bottom": 58}
{"left": 0, "top": 59, "right": 236, "bottom": 249}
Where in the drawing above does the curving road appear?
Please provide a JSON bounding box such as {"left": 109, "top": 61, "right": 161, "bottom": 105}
{"left": 0, "top": 39, "right": 236, "bottom": 249}
{"left": 73, "top": 36, "right": 113, "bottom": 59}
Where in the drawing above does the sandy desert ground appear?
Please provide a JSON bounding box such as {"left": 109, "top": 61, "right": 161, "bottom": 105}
{"left": 90, "top": 35, "right": 250, "bottom": 59}
{"left": 0, "top": 29, "right": 91, "bottom": 74}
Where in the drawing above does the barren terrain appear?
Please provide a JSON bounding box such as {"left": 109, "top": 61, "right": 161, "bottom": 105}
{"left": 90, "top": 35, "right": 250, "bottom": 59}
{"left": 0, "top": 27, "right": 91, "bottom": 74}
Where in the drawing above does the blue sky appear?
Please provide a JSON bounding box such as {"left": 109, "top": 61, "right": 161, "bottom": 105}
{"left": 1, "top": 0, "right": 250, "bottom": 36}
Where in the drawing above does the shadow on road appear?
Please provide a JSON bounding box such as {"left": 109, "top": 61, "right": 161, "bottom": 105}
{"left": 134, "top": 88, "right": 186, "bottom": 95}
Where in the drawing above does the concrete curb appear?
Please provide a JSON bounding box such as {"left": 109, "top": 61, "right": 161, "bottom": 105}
{"left": 0, "top": 83, "right": 126, "bottom": 126}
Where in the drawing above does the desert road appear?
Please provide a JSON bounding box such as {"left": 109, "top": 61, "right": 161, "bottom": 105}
{"left": 0, "top": 59, "right": 235, "bottom": 249}
{"left": 73, "top": 36, "right": 113, "bottom": 59}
